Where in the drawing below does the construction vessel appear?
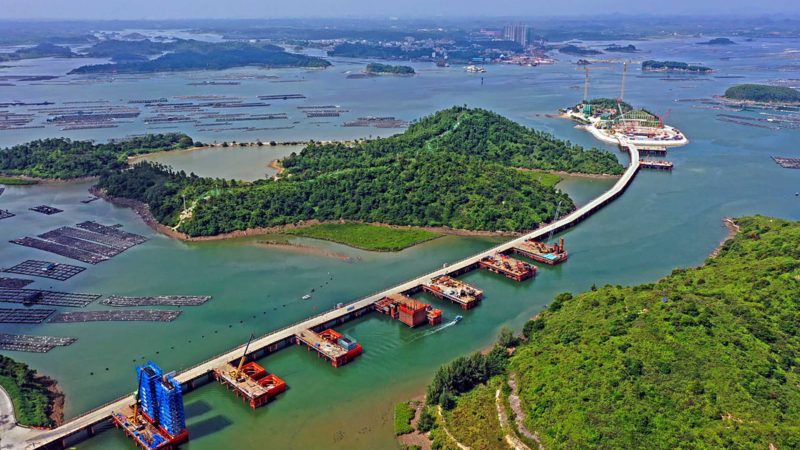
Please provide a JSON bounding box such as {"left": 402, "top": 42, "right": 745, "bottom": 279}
{"left": 374, "top": 293, "right": 442, "bottom": 327}
{"left": 639, "top": 159, "right": 673, "bottom": 170}
{"left": 295, "top": 328, "right": 363, "bottom": 367}
{"left": 112, "top": 361, "right": 188, "bottom": 450}
{"left": 422, "top": 275, "right": 483, "bottom": 310}
{"left": 212, "top": 334, "right": 287, "bottom": 408}
{"left": 512, "top": 238, "right": 568, "bottom": 265}
{"left": 479, "top": 254, "right": 537, "bottom": 281}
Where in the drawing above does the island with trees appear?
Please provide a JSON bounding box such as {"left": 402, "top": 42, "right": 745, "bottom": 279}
{"left": 723, "top": 84, "right": 800, "bottom": 104}
{"left": 96, "top": 107, "right": 623, "bottom": 238}
{"left": 642, "top": 60, "right": 713, "bottom": 73}
{"left": 0, "top": 43, "right": 76, "bottom": 61}
{"left": 558, "top": 45, "right": 602, "bottom": 56}
{"left": 698, "top": 37, "right": 736, "bottom": 45}
{"left": 69, "top": 40, "right": 330, "bottom": 74}
{"left": 604, "top": 44, "right": 638, "bottom": 53}
{"left": 403, "top": 215, "right": 800, "bottom": 449}
{"left": 364, "top": 62, "right": 415, "bottom": 75}
{"left": 0, "top": 133, "right": 196, "bottom": 179}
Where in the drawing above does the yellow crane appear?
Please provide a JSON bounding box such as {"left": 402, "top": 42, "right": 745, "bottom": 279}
{"left": 232, "top": 333, "right": 255, "bottom": 380}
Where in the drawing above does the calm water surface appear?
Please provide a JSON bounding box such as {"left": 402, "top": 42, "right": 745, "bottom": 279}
{"left": 0, "top": 36, "right": 799, "bottom": 449}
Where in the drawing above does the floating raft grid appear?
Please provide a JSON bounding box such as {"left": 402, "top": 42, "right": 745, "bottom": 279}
{"left": 0, "top": 288, "right": 99, "bottom": 307}
{"left": 101, "top": 295, "right": 211, "bottom": 307}
{"left": 0, "top": 307, "right": 55, "bottom": 324}
{"left": 38, "top": 229, "right": 122, "bottom": 257}
{"left": 772, "top": 156, "right": 800, "bottom": 169}
{"left": 51, "top": 226, "right": 136, "bottom": 250}
{"left": 4, "top": 259, "right": 86, "bottom": 281}
{"left": 76, "top": 221, "right": 148, "bottom": 246}
{"left": 0, "top": 333, "right": 77, "bottom": 353}
{"left": 0, "top": 277, "right": 34, "bottom": 288}
{"left": 29, "top": 205, "right": 64, "bottom": 215}
{"left": 49, "top": 310, "right": 182, "bottom": 323}
{"left": 10, "top": 237, "right": 108, "bottom": 264}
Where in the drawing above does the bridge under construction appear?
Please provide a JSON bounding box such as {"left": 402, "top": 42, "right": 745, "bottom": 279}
{"left": 6, "top": 142, "right": 643, "bottom": 450}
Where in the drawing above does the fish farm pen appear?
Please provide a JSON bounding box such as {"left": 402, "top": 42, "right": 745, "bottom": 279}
{"left": 11, "top": 222, "right": 148, "bottom": 264}
{"left": 0, "top": 333, "right": 77, "bottom": 353}
{"left": 0, "top": 288, "right": 99, "bottom": 307}
{"left": 0, "top": 307, "right": 55, "bottom": 324}
{"left": 258, "top": 94, "right": 306, "bottom": 100}
{"left": 4, "top": 259, "right": 86, "bottom": 281}
{"left": 772, "top": 156, "right": 800, "bottom": 169}
{"left": 29, "top": 205, "right": 64, "bottom": 215}
{"left": 0, "top": 277, "right": 34, "bottom": 288}
{"left": 101, "top": 296, "right": 212, "bottom": 307}
{"left": 49, "top": 310, "right": 182, "bottom": 323}
{"left": 0, "top": 209, "right": 15, "bottom": 220}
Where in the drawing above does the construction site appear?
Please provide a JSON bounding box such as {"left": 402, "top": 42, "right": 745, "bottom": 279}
{"left": 213, "top": 335, "right": 287, "bottom": 409}
{"left": 374, "top": 293, "right": 442, "bottom": 327}
{"left": 510, "top": 238, "right": 568, "bottom": 265}
{"left": 295, "top": 328, "right": 363, "bottom": 368}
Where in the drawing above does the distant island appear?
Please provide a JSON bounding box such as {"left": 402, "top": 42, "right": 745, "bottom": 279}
{"left": 96, "top": 107, "right": 623, "bottom": 238}
{"left": 365, "top": 62, "right": 415, "bottom": 75}
{"left": 69, "top": 40, "right": 330, "bottom": 74}
{"left": 559, "top": 45, "right": 602, "bottom": 56}
{"left": 604, "top": 44, "right": 638, "bottom": 53}
{"left": 698, "top": 37, "right": 736, "bottom": 45}
{"left": 0, "top": 133, "right": 196, "bottom": 179}
{"left": 642, "top": 60, "right": 713, "bottom": 73}
{"left": 724, "top": 83, "right": 800, "bottom": 103}
{"left": 0, "top": 43, "right": 76, "bottom": 62}
{"left": 409, "top": 215, "right": 800, "bottom": 450}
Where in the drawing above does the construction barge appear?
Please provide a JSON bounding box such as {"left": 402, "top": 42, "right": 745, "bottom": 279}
{"left": 295, "top": 328, "right": 362, "bottom": 367}
{"left": 422, "top": 275, "right": 483, "bottom": 310}
{"left": 112, "top": 362, "right": 188, "bottom": 450}
{"left": 374, "top": 293, "right": 442, "bottom": 327}
{"left": 511, "top": 238, "right": 568, "bottom": 265}
{"left": 479, "top": 254, "right": 537, "bottom": 281}
{"left": 213, "top": 361, "right": 286, "bottom": 409}
{"left": 639, "top": 159, "right": 674, "bottom": 170}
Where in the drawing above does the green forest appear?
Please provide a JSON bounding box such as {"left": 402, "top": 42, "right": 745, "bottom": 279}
{"left": 97, "top": 107, "right": 623, "bottom": 236}
{"left": 365, "top": 62, "right": 415, "bottom": 74}
{"left": 724, "top": 84, "right": 800, "bottom": 103}
{"left": 642, "top": 60, "right": 713, "bottom": 73}
{"left": 416, "top": 216, "right": 800, "bottom": 449}
{"left": 0, "top": 355, "right": 55, "bottom": 427}
{"left": 0, "top": 133, "right": 195, "bottom": 179}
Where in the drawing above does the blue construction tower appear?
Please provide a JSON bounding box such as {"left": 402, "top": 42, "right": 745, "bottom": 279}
{"left": 156, "top": 372, "right": 187, "bottom": 436}
{"left": 136, "top": 362, "right": 162, "bottom": 422}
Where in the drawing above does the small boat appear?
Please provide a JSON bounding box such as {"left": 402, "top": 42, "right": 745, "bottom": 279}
{"left": 453, "top": 315, "right": 463, "bottom": 323}
{"left": 302, "top": 294, "right": 312, "bottom": 300}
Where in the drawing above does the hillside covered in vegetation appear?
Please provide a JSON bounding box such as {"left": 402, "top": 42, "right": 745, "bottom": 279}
{"left": 0, "top": 355, "right": 59, "bottom": 427}
{"left": 0, "top": 133, "right": 195, "bottom": 179}
{"left": 724, "top": 84, "right": 800, "bottom": 103}
{"left": 365, "top": 62, "right": 415, "bottom": 75}
{"left": 97, "top": 107, "right": 623, "bottom": 236}
{"left": 411, "top": 216, "right": 800, "bottom": 450}
{"left": 70, "top": 40, "right": 330, "bottom": 74}
{"left": 642, "top": 60, "right": 712, "bottom": 73}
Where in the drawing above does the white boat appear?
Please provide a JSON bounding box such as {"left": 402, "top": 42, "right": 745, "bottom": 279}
{"left": 454, "top": 315, "right": 463, "bottom": 323}
{"left": 302, "top": 294, "right": 312, "bottom": 300}
{"left": 464, "top": 65, "right": 486, "bottom": 73}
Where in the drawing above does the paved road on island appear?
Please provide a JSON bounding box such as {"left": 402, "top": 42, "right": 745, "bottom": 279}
{"left": 7, "top": 141, "right": 643, "bottom": 450}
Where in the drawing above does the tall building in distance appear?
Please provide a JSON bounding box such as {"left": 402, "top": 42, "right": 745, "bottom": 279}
{"left": 503, "top": 24, "right": 530, "bottom": 47}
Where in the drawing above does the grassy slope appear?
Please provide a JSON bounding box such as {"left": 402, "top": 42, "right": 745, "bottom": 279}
{"left": 284, "top": 223, "right": 441, "bottom": 251}
{"left": 0, "top": 176, "right": 38, "bottom": 185}
{"left": 395, "top": 401, "right": 416, "bottom": 435}
{"left": 511, "top": 216, "right": 800, "bottom": 449}
{"left": 443, "top": 377, "right": 507, "bottom": 450}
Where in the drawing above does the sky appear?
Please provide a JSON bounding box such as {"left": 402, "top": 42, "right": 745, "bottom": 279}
{"left": 4, "top": 0, "right": 800, "bottom": 20}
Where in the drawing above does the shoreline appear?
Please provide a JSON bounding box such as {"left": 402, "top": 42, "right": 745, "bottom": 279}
{"left": 0, "top": 175, "right": 98, "bottom": 185}
{"left": 252, "top": 239, "right": 359, "bottom": 262}
{"left": 710, "top": 217, "right": 740, "bottom": 258}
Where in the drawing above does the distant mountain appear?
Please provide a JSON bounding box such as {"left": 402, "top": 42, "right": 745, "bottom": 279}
{"left": 559, "top": 44, "right": 603, "bottom": 56}
{"left": 698, "top": 37, "right": 736, "bottom": 45}
{"left": 0, "top": 43, "right": 76, "bottom": 62}
{"left": 604, "top": 44, "right": 638, "bottom": 53}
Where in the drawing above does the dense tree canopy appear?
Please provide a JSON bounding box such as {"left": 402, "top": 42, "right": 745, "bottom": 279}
{"left": 724, "top": 84, "right": 800, "bottom": 103}
{"left": 98, "top": 107, "right": 623, "bottom": 236}
{"left": 0, "top": 355, "right": 54, "bottom": 427}
{"left": 0, "top": 133, "right": 195, "bottom": 179}
{"left": 510, "top": 216, "right": 800, "bottom": 449}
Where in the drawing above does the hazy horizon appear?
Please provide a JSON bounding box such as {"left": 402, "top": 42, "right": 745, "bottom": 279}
{"left": 5, "top": 0, "right": 800, "bottom": 20}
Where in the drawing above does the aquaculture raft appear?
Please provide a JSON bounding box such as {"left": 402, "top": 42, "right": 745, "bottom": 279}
{"left": 0, "top": 209, "right": 14, "bottom": 220}
{"left": 772, "top": 156, "right": 800, "bottom": 169}
{"left": 0, "top": 307, "right": 55, "bottom": 324}
{"left": 3, "top": 259, "right": 86, "bottom": 281}
{"left": 49, "top": 310, "right": 181, "bottom": 323}
{"left": 101, "top": 295, "right": 211, "bottom": 307}
{"left": 0, "top": 333, "right": 76, "bottom": 353}
{"left": 0, "top": 288, "right": 99, "bottom": 307}
{"left": 29, "top": 205, "right": 63, "bottom": 215}
{"left": 0, "top": 277, "right": 34, "bottom": 288}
